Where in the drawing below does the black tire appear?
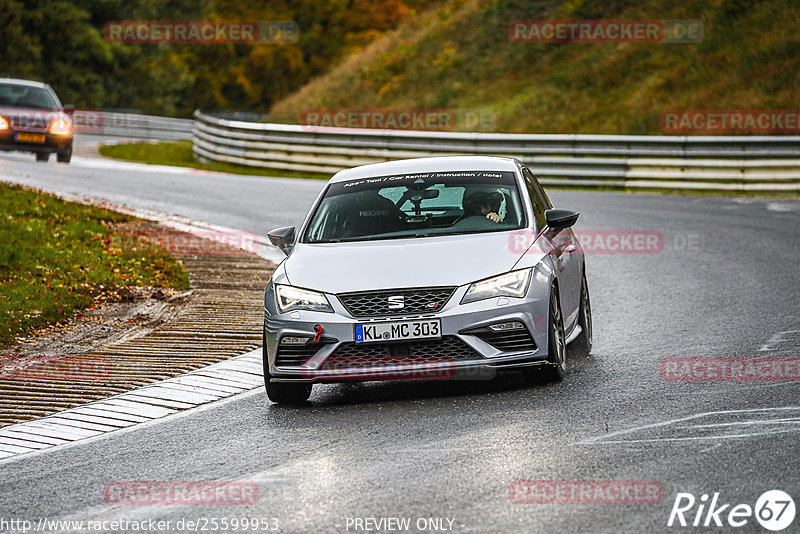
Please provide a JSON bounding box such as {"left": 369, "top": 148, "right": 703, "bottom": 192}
{"left": 523, "top": 285, "right": 566, "bottom": 384}
{"left": 57, "top": 144, "right": 72, "bottom": 163}
{"left": 262, "top": 329, "right": 312, "bottom": 405}
{"left": 572, "top": 272, "right": 592, "bottom": 356}
{"left": 35, "top": 152, "right": 49, "bottom": 162}
{"left": 266, "top": 380, "right": 312, "bottom": 405}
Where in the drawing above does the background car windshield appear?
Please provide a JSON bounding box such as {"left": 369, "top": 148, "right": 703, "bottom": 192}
{"left": 304, "top": 170, "right": 525, "bottom": 243}
{"left": 0, "top": 83, "right": 60, "bottom": 109}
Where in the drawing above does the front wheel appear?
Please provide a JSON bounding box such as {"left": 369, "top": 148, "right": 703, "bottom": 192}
{"left": 57, "top": 144, "right": 72, "bottom": 163}
{"left": 262, "top": 330, "right": 312, "bottom": 405}
{"left": 265, "top": 380, "right": 312, "bottom": 405}
{"left": 523, "top": 285, "right": 566, "bottom": 384}
{"left": 572, "top": 273, "right": 592, "bottom": 356}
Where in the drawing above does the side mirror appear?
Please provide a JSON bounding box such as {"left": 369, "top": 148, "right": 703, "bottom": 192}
{"left": 63, "top": 105, "right": 75, "bottom": 116}
{"left": 545, "top": 209, "right": 579, "bottom": 231}
{"left": 267, "top": 226, "right": 296, "bottom": 256}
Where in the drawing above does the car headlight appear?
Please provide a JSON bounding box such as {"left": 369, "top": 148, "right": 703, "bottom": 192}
{"left": 48, "top": 117, "right": 72, "bottom": 135}
{"left": 0, "top": 116, "right": 8, "bottom": 131}
{"left": 461, "top": 268, "right": 532, "bottom": 304}
{"left": 275, "top": 284, "right": 333, "bottom": 313}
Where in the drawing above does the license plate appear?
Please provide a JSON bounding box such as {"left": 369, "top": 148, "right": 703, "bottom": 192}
{"left": 355, "top": 319, "right": 441, "bottom": 343}
{"left": 16, "top": 133, "right": 46, "bottom": 143}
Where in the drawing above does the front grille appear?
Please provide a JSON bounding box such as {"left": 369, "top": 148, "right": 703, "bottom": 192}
{"left": 320, "top": 336, "right": 482, "bottom": 370}
{"left": 338, "top": 286, "right": 457, "bottom": 318}
{"left": 275, "top": 342, "right": 324, "bottom": 367}
{"left": 473, "top": 330, "right": 537, "bottom": 352}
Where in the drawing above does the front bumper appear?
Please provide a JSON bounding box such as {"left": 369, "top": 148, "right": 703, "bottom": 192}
{"left": 264, "top": 283, "right": 552, "bottom": 383}
{"left": 0, "top": 131, "right": 73, "bottom": 155}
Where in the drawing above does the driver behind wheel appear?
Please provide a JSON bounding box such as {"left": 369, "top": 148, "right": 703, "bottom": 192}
{"left": 463, "top": 191, "right": 504, "bottom": 223}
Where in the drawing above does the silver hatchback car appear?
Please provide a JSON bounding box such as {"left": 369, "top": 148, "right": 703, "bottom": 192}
{"left": 263, "top": 156, "right": 591, "bottom": 404}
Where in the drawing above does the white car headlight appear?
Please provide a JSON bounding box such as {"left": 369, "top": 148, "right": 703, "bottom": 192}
{"left": 275, "top": 284, "right": 333, "bottom": 313}
{"left": 461, "top": 268, "right": 532, "bottom": 304}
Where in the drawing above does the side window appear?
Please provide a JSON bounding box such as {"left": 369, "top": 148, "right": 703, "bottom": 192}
{"left": 531, "top": 175, "right": 553, "bottom": 210}
{"left": 522, "top": 167, "right": 547, "bottom": 231}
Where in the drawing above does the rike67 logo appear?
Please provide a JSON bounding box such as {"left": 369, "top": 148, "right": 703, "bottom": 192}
{"left": 668, "top": 490, "right": 796, "bottom": 531}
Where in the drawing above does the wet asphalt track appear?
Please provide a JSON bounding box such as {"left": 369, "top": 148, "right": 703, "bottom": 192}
{"left": 1, "top": 142, "right": 799, "bottom": 533}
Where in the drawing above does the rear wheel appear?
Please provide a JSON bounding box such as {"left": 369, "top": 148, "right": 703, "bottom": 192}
{"left": 572, "top": 273, "right": 592, "bottom": 356}
{"left": 35, "top": 152, "right": 48, "bottom": 162}
{"left": 262, "top": 329, "right": 312, "bottom": 405}
{"left": 523, "top": 286, "right": 566, "bottom": 384}
{"left": 57, "top": 144, "right": 72, "bottom": 163}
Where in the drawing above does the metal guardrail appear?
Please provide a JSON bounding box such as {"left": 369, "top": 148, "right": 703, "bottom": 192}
{"left": 192, "top": 110, "right": 800, "bottom": 192}
{"left": 74, "top": 111, "right": 193, "bottom": 140}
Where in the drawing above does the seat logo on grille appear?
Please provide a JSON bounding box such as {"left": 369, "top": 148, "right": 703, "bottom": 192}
{"left": 387, "top": 295, "right": 405, "bottom": 309}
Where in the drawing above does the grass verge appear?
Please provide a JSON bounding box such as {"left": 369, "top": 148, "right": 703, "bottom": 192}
{"left": 268, "top": 0, "right": 800, "bottom": 136}
{"left": 99, "top": 140, "right": 330, "bottom": 180}
{"left": 0, "top": 182, "right": 190, "bottom": 346}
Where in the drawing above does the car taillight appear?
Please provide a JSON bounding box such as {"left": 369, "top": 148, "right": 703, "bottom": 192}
{"left": 48, "top": 117, "right": 72, "bottom": 135}
{"left": 0, "top": 116, "right": 8, "bottom": 130}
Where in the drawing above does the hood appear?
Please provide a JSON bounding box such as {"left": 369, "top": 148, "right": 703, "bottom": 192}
{"left": 283, "top": 232, "right": 526, "bottom": 294}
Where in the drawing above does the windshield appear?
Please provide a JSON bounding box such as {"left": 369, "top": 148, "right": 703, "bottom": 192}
{"left": 304, "top": 170, "right": 526, "bottom": 243}
{"left": 0, "top": 83, "right": 60, "bottom": 109}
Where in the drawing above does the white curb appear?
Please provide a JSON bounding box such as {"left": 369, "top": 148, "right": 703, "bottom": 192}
{"left": 0, "top": 349, "right": 263, "bottom": 462}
